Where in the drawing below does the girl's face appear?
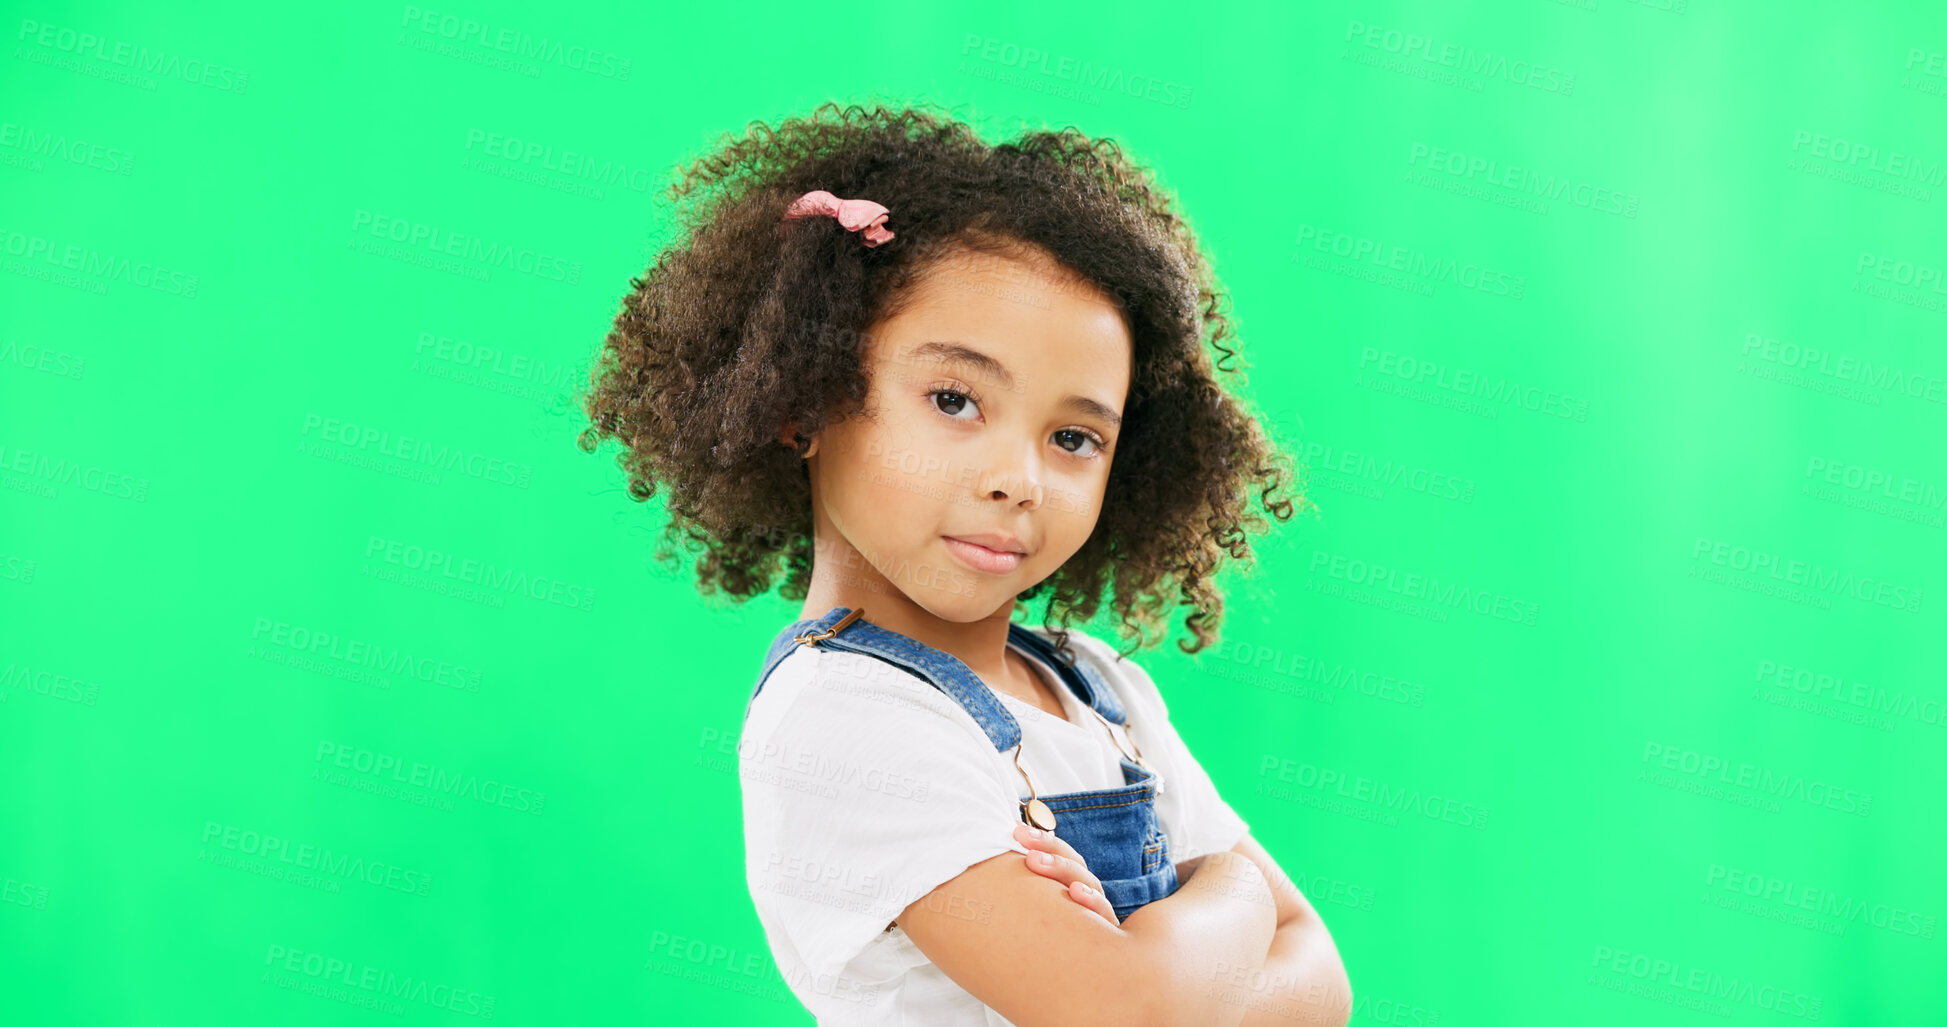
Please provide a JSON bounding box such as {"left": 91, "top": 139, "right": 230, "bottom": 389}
{"left": 792, "top": 246, "right": 1133, "bottom": 623}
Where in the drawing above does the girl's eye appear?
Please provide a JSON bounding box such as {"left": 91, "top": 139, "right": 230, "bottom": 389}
{"left": 1054, "top": 429, "right": 1105, "bottom": 458}
{"left": 929, "top": 385, "right": 1109, "bottom": 460}
{"left": 931, "top": 389, "right": 980, "bottom": 421}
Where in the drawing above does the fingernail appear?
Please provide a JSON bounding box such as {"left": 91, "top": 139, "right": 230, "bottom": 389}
{"left": 1038, "top": 852, "right": 1053, "bottom": 865}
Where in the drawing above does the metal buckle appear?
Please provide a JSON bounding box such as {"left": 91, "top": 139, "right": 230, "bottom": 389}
{"left": 793, "top": 606, "right": 865, "bottom": 647}
{"left": 1015, "top": 743, "right": 1056, "bottom": 831}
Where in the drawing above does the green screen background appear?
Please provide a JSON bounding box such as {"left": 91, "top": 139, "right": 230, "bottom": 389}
{"left": 4, "top": 0, "right": 1943, "bottom": 1023}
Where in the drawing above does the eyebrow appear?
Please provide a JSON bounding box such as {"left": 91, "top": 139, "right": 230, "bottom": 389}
{"left": 906, "top": 341, "right": 1124, "bottom": 429}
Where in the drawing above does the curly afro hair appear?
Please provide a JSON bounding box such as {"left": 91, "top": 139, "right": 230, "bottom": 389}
{"left": 578, "top": 100, "right": 1310, "bottom": 658}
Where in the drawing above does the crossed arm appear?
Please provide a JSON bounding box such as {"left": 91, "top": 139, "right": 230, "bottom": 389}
{"left": 1226, "top": 832, "right": 1355, "bottom": 1027}
{"left": 894, "top": 830, "right": 1352, "bottom": 1027}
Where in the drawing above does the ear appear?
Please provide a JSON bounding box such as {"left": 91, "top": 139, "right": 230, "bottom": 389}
{"left": 777, "top": 420, "right": 819, "bottom": 459}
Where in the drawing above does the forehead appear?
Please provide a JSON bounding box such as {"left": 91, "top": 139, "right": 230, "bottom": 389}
{"left": 870, "top": 246, "right": 1132, "bottom": 391}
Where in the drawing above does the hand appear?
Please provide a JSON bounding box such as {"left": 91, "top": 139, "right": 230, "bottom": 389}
{"left": 1012, "top": 820, "right": 1117, "bottom": 924}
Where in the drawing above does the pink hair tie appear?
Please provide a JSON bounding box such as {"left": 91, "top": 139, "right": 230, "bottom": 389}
{"left": 782, "top": 188, "right": 895, "bottom": 247}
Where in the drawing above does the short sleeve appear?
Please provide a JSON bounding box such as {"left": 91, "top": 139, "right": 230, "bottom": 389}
{"left": 739, "top": 649, "right": 1033, "bottom": 984}
{"left": 1070, "top": 633, "right": 1252, "bottom": 862}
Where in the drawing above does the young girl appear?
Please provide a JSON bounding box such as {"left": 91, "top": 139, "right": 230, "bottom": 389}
{"left": 580, "top": 102, "right": 1350, "bottom": 1026}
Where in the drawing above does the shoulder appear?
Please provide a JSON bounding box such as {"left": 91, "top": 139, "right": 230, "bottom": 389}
{"left": 739, "top": 642, "right": 1035, "bottom": 990}
{"left": 755, "top": 640, "right": 955, "bottom": 710}
{"left": 743, "top": 641, "right": 998, "bottom": 759}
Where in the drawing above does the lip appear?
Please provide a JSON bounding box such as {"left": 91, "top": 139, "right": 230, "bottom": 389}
{"left": 942, "top": 536, "right": 1025, "bottom": 575}
{"left": 944, "top": 532, "right": 1028, "bottom": 555}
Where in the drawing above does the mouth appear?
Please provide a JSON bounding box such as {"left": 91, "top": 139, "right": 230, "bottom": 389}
{"left": 941, "top": 536, "right": 1024, "bottom": 575}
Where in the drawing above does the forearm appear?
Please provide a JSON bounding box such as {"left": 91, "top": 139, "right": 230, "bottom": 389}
{"left": 1116, "top": 851, "right": 1279, "bottom": 1027}
{"left": 1232, "top": 913, "right": 1353, "bottom": 1027}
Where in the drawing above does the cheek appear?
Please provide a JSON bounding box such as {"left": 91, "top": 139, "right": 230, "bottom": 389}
{"left": 874, "top": 421, "right": 980, "bottom": 492}
{"left": 838, "top": 423, "right": 950, "bottom": 519}
{"left": 1041, "top": 468, "right": 1108, "bottom": 527}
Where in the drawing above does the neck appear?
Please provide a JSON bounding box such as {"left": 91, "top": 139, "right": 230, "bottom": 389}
{"left": 797, "top": 521, "right": 1024, "bottom": 693}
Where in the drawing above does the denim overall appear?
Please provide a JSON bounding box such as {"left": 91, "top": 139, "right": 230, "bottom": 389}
{"left": 744, "top": 605, "right": 1180, "bottom": 922}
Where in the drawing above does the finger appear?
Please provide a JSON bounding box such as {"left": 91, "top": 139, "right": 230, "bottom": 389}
{"left": 1013, "top": 822, "right": 1107, "bottom": 895}
{"left": 1067, "top": 879, "right": 1118, "bottom": 922}
{"left": 1022, "top": 847, "right": 1106, "bottom": 897}
{"left": 1012, "top": 821, "right": 1089, "bottom": 867}
{"left": 1021, "top": 848, "right": 1115, "bottom": 922}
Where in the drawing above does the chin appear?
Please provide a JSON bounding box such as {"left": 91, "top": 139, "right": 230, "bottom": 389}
{"left": 896, "top": 578, "right": 1013, "bottom": 623}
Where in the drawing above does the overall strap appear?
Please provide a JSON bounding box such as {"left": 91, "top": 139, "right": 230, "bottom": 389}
{"left": 1011, "top": 623, "right": 1152, "bottom": 775}
{"left": 742, "top": 606, "right": 1025, "bottom": 753}
{"left": 1006, "top": 622, "right": 1130, "bottom": 726}
{"left": 742, "top": 613, "right": 825, "bottom": 725}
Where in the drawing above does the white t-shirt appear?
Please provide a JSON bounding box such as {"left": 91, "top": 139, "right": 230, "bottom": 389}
{"left": 738, "top": 626, "right": 1252, "bottom": 1026}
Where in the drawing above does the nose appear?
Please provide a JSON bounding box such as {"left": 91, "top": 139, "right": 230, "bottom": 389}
{"left": 976, "top": 433, "right": 1045, "bottom": 509}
